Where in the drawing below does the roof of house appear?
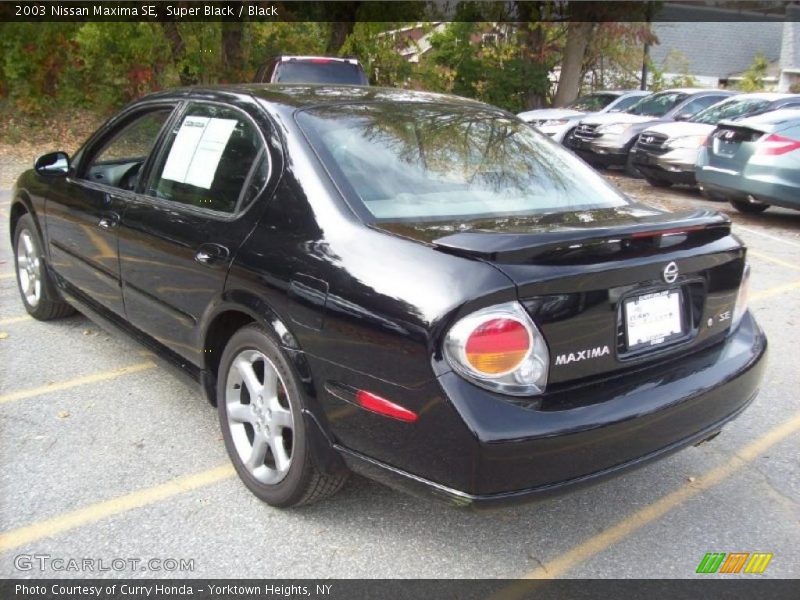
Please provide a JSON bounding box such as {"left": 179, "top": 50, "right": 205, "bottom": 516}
{"left": 650, "top": 21, "right": 783, "bottom": 79}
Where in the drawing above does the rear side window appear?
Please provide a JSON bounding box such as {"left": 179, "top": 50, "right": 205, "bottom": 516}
{"left": 147, "top": 103, "right": 264, "bottom": 213}
{"left": 610, "top": 94, "right": 646, "bottom": 112}
{"left": 568, "top": 94, "right": 617, "bottom": 112}
{"left": 627, "top": 92, "right": 688, "bottom": 117}
{"left": 275, "top": 61, "right": 368, "bottom": 85}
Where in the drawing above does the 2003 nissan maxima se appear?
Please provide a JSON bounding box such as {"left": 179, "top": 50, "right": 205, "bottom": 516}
{"left": 10, "top": 85, "right": 766, "bottom": 508}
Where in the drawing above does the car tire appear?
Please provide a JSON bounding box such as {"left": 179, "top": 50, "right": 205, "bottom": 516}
{"left": 730, "top": 199, "right": 769, "bottom": 214}
{"left": 13, "top": 213, "right": 76, "bottom": 321}
{"left": 644, "top": 176, "right": 673, "bottom": 188}
{"left": 625, "top": 142, "right": 643, "bottom": 178}
{"left": 217, "top": 324, "right": 349, "bottom": 507}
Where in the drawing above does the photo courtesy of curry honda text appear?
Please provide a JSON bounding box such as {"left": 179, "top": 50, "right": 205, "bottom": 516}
{"left": 10, "top": 85, "right": 767, "bottom": 508}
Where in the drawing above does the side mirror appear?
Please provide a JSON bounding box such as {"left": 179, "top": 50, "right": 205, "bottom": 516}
{"left": 34, "top": 151, "right": 70, "bottom": 176}
{"left": 674, "top": 112, "right": 692, "bottom": 121}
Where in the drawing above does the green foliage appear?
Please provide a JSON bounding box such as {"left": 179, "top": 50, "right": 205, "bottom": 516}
{"left": 422, "top": 22, "right": 550, "bottom": 112}
{"left": 647, "top": 50, "right": 697, "bottom": 91}
{"left": 736, "top": 53, "right": 769, "bottom": 92}
{"left": 339, "top": 23, "right": 416, "bottom": 86}
{"left": 790, "top": 81, "right": 800, "bottom": 94}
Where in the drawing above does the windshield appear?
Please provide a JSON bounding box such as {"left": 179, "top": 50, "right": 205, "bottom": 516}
{"left": 626, "top": 92, "right": 688, "bottom": 117}
{"left": 568, "top": 93, "right": 617, "bottom": 112}
{"left": 609, "top": 94, "right": 646, "bottom": 112}
{"left": 296, "top": 104, "right": 628, "bottom": 222}
{"left": 690, "top": 97, "right": 771, "bottom": 124}
{"left": 275, "top": 61, "right": 368, "bottom": 85}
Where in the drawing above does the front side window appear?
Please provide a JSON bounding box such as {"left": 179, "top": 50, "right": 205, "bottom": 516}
{"left": 82, "top": 108, "right": 173, "bottom": 189}
{"left": 147, "top": 103, "right": 264, "bottom": 213}
{"left": 626, "top": 92, "right": 688, "bottom": 117}
{"left": 297, "top": 104, "right": 628, "bottom": 222}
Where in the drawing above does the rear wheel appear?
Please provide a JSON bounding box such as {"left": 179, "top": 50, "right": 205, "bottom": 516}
{"left": 730, "top": 198, "right": 769, "bottom": 214}
{"left": 217, "top": 325, "right": 348, "bottom": 507}
{"left": 625, "top": 142, "right": 643, "bottom": 178}
{"left": 13, "top": 214, "right": 75, "bottom": 320}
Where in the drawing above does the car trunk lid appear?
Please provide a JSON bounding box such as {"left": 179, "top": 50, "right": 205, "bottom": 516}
{"left": 376, "top": 205, "right": 744, "bottom": 387}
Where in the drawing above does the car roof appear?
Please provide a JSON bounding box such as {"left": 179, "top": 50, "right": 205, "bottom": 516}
{"left": 140, "top": 84, "right": 494, "bottom": 113}
{"left": 276, "top": 55, "right": 362, "bottom": 65}
{"left": 658, "top": 88, "right": 730, "bottom": 95}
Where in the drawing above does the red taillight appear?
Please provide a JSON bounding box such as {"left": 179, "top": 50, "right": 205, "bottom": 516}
{"left": 355, "top": 390, "right": 418, "bottom": 423}
{"left": 631, "top": 225, "right": 707, "bottom": 239}
{"left": 310, "top": 58, "right": 333, "bottom": 64}
{"left": 756, "top": 133, "right": 800, "bottom": 156}
{"left": 464, "top": 318, "right": 530, "bottom": 375}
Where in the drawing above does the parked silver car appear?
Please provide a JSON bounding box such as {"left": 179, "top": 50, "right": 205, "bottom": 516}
{"left": 517, "top": 90, "right": 649, "bottom": 143}
{"left": 566, "top": 88, "right": 735, "bottom": 174}
{"left": 696, "top": 109, "right": 800, "bottom": 214}
{"left": 632, "top": 93, "right": 800, "bottom": 187}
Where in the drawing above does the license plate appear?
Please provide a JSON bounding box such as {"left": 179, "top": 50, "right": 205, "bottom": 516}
{"left": 624, "top": 290, "right": 683, "bottom": 349}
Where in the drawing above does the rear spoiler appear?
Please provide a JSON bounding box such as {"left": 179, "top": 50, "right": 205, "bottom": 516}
{"left": 431, "top": 210, "right": 731, "bottom": 263}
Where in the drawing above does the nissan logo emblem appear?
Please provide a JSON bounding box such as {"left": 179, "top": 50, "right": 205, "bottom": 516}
{"left": 663, "top": 262, "right": 679, "bottom": 284}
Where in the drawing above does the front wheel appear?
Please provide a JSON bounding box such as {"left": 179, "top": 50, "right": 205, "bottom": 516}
{"left": 644, "top": 176, "right": 673, "bottom": 188}
{"left": 13, "top": 213, "right": 75, "bottom": 320}
{"left": 730, "top": 198, "right": 769, "bottom": 214}
{"left": 217, "top": 325, "right": 348, "bottom": 507}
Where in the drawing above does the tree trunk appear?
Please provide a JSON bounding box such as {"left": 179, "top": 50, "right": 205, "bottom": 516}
{"left": 160, "top": 22, "right": 195, "bottom": 86}
{"left": 221, "top": 22, "right": 244, "bottom": 82}
{"left": 326, "top": 22, "right": 355, "bottom": 55}
{"left": 553, "top": 21, "right": 594, "bottom": 107}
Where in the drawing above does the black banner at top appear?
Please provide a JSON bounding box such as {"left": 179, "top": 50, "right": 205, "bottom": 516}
{"left": 0, "top": 1, "right": 796, "bottom": 23}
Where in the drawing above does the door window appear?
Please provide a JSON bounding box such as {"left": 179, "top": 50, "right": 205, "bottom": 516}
{"left": 680, "top": 95, "right": 727, "bottom": 117}
{"left": 82, "top": 108, "right": 174, "bottom": 190}
{"left": 147, "top": 103, "right": 264, "bottom": 213}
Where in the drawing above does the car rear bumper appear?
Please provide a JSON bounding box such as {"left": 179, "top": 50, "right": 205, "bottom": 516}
{"left": 338, "top": 311, "right": 767, "bottom": 508}
{"left": 697, "top": 166, "right": 800, "bottom": 209}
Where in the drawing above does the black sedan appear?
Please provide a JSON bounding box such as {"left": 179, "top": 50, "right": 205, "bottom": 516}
{"left": 10, "top": 85, "right": 766, "bottom": 508}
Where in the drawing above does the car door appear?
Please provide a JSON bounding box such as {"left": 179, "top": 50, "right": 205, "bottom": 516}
{"left": 46, "top": 105, "right": 177, "bottom": 316}
{"left": 117, "top": 99, "right": 271, "bottom": 365}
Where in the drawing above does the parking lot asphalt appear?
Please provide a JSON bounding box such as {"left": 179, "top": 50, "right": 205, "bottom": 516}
{"left": 0, "top": 175, "right": 798, "bottom": 580}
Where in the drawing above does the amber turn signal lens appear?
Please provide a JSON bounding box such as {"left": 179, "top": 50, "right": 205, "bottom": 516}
{"left": 464, "top": 318, "right": 530, "bottom": 375}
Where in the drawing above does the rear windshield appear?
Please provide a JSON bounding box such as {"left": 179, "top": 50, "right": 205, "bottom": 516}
{"left": 690, "top": 98, "right": 771, "bottom": 124}
{"left": 275, "top": 61, "right": 368, "bottom": 85}
{"left": 296, "top": 104, "right": 628, "bottom": 222}
{"left": 626, "top": 92, "right": 688, "bottom": 117}
{"left": 568, "top": 94, "right": 617, "bottom": 112}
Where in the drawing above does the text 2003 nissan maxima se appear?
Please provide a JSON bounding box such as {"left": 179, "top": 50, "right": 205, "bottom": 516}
{"left": 10, "top": 86, "right": 766, "bottom": 508}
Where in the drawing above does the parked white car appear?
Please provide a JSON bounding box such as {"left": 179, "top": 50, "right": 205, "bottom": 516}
{"left": 631, "top": 93, "right": 800, "bottom": 187}
{"left": 517, "top": 90, "right": 650, "bottom": 143}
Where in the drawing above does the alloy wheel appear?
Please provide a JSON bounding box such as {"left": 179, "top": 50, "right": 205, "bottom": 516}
{"left": 224, "top": 349, "right": 295, "bottom": 484}
{"left": 16, "top": 230, "right": 41, "bottom": 308}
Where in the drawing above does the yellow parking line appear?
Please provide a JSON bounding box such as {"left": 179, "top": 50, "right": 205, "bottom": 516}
{"left": 750, "top": 279, "right": 800, "bottom": 303}
{"left": 0, "top": 465, "right": 234, "bottom": 553}
{"left": 0, "top": 315, "right": 31, "bottom": 326}
{"left": 0, "top": 361, "right": 157, "bottom": 404}
{"left": 749, "top": 250, "right": 800, "bottom": 272}
{"left": 517, "top": 411, "right": 800, "bottom": 581}
{"left": 0, "top": 273, "right": 15, "bottom": 280}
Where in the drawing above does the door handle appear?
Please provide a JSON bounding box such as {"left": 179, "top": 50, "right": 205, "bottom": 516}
{"left": 98, "top": 212, "right": 120, "bottom": 229}
{"left": 195, "top": 243, "right": 230, "bottom": 265}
